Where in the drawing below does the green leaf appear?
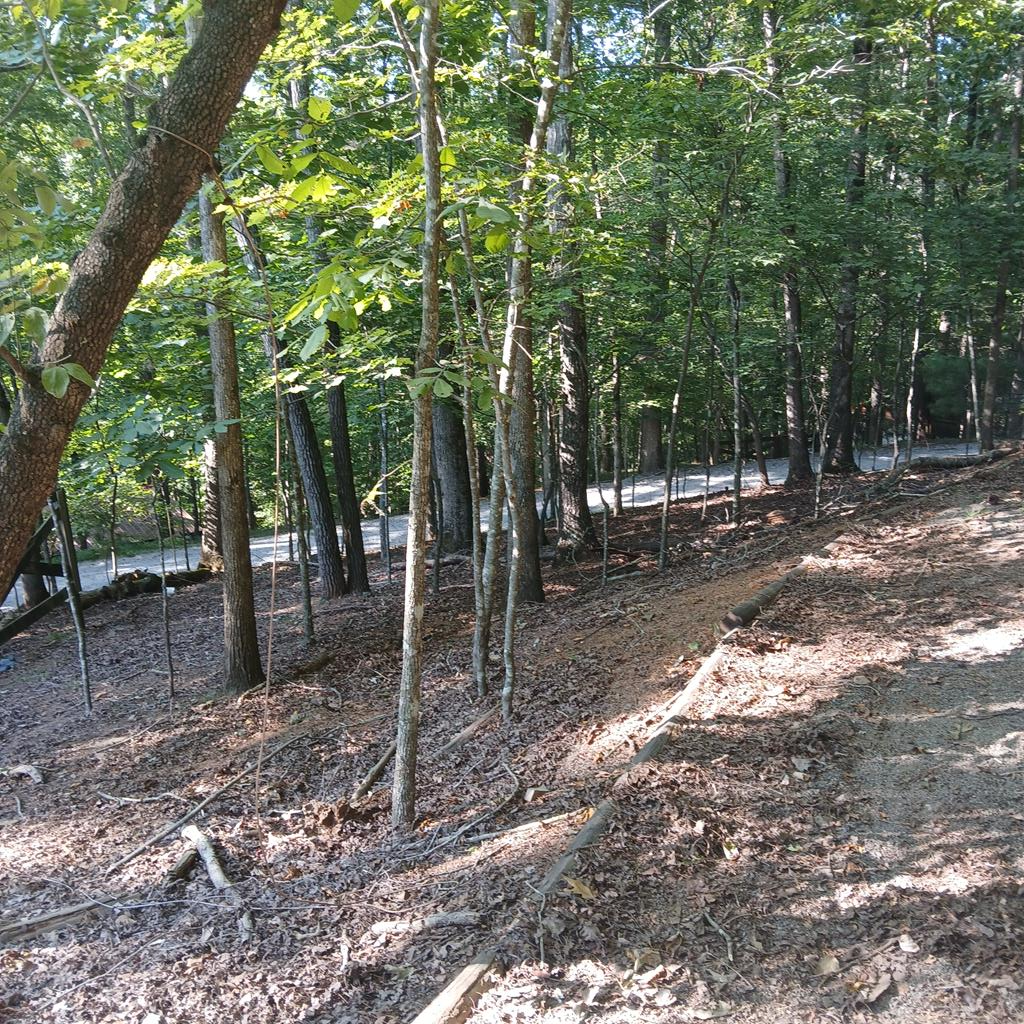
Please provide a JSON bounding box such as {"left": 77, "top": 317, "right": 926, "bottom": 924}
{"left": 289, "top": 153, "right": 317, "bottom": 175}
{"left": 300, "top": 323, "right": 328, "bottom": 360}
{"left": 41, "top": 365, "right": 69, "bottom": 398}
{"left": 308, "top": 96, "right": 333, "bottom": 123}
{"left": 333, "top": 0, "right": 359, "bottom": 22}
{"left": 255, "top": 144, "right": 286, "bottom": 176}
{"left": 65, "top": 362, "right": 95, "bottom": 388}
{"left": 23, "top": 306, "right": 48, "bottom": 343}
{"left": 34, "top": 185, "right": 58, "bottom": 216}
{"left": 439, "top": 146, "right": 457, "bottom": 171}
{"left": 433, "top": 377, "right": 453, "bottom": 398}
{"left": 475, "top": 201, "right": 513, "bottom": 224}
{"left": 484, "top": 228, "right": 508, "bottom": 254}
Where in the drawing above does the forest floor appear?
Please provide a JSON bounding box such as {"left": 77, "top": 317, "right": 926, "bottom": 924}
{"left": 0, "top": 452, "right": 1021, "bottom": 1024}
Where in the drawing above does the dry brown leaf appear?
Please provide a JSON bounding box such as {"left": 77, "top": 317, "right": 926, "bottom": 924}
{"left": 564, "top": 876, "right": 598, "bottom": 901}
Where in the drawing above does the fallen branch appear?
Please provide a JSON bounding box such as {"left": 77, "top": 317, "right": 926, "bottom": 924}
{"left": 351, "top": 740, "right": 397, "bottom": 803}
{"left": 431, "top": 707, "right": 498, "bottom": 760}
{"left": 181, "top": 824, "right": 253, "bottom": 940}
{"left": 0, "top": 900, "right": 110, "bottom": 945}
{"left": 162, "top": 846, "right": 198, "bottom": 887}
{"left": 105, "top": 730, "right": 309, "bottom": 875}
{"left": 370, "top": 911, "right": 481, "bottom": 936}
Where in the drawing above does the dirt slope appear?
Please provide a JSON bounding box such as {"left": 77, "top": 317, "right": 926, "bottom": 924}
{"left": 473, "top": 456, "right": 1024, "bottom": 1024}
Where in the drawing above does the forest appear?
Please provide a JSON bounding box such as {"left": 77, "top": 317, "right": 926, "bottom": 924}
{"left": 1, "top": 0, "right": 1023, "bottom": 1021}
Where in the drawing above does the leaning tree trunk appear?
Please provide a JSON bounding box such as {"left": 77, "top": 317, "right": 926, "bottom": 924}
{"left": 0, "top": 0, "right": 287, "bottom": 598}
{"left": 824, "top": 34, "right": 872, "bottom": 474}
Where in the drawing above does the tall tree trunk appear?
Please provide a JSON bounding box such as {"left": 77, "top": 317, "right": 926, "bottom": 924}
{"left": 0, "top": 0, "right": 287, "bottom": 597}
{"left": 980, "top": 56, "right": 1023, "bottom": 450}
{"left": 763, "top": 6, "right": 812, "bottom": 484}
{"left": 549, "top": 12, "right": 596, "bottom": 555}
{"left": 197, "top": 184, "right": 263, "bottom": 695}
{"left": 506, "top": 0, "right": 545, "bottom": 600}
{"left": 824, "top": 34, "right": 873, "bottom": 473}
{"left": 392, "top": 0, "right": 443, "bottom": 830}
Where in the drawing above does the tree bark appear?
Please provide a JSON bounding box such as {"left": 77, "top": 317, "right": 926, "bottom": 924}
{"left": 392, "top": 0, "right": 443, "bottom": 830}
{"left": 199, "top": 437, "right": 223, "bottom": 570}
{"left": 980, "top": 56, "right": 1023, "bottom": 450}
{"left": 549, "top": 12, "right": 596, "bottom": 556}
{"left": 430, "top": 379, "right": 474, "bottom": 551}
{"left": 197, "top": 186, "right": 263, "bottom": 695}
{"left": 639, "top": 406, "right": 663, "bottom": 472}
{"left": 763, "top": 6, "right": 812, "bottom": 484}
{"left": 824, "top": 34, "right": 872, "bottom": 474}
{"left": 0, "top": 0, "right": 286, "bottom": 598}
{"left": 324, "top": 343, "right": 369, "bottom": 592}
{"left": 507, "top": 0, "right": 545, "bottom": 601}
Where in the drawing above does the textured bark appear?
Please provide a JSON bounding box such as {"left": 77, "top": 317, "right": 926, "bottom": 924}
{"left": 549, "top": 17, "right": 595, "bottom": 554}
{"left": 639, "top": 406, "right": 664, "bottom": 473}
{"left": 278, "top": 361, "right": 347, "bottom": 600}
{"left": 763, "top": 6, "right": 812, "bottom": 484}
{"left": 325, "top": 346, "right": 370, "bottom": 592}
{"left": 506, "top": 1, "right": 544, "bottom": 602}
{"left": 198, "top": 188, "right": 263, "bottom": 695}
{"left": 431, "top": 391, "right": 473, "bottom": 552}
{"left": 980, "top": 57, "right": 1023, "bottom": 450}
{"left": 199, "top": 437, "right": 224, "bottom": 570}
{"left": 392, "top": 0, "right": 443, "bottom": 829}
{"left": 611, "top": 353, "right": 624, "bottom": 516}
{"left": 824, "top": 35, "right": 872, "bottom": 474}
{"left": 0, "top": 0, "right": 286, "bottom": 599}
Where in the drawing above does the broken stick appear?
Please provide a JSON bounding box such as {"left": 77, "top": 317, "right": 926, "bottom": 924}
{"left": 181, "top": 824, "right": 254, "bottom": 940}
{"left": 105, "top": 730, "right": 309, "bottom": 876}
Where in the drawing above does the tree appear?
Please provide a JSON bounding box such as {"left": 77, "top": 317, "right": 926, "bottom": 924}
{"left": 0, "top": 0, "right": 287, "bottom": 597}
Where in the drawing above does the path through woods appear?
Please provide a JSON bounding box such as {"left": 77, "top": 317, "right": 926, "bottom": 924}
{"left": 0, "top": 454, "right": 1021, "bottom": 1023}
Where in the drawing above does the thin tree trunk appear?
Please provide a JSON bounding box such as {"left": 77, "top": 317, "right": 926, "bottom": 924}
{"left": 50, "top": 489, "right": 91, "bottom": 715}
{"left": 611, "top": 352, "right": 624, "bottom": 516}
{"left": 392, "top": 0, "right": 443, "bottom": 830}
{"left": 197, "top": 182, "right": 263, "bottom": 695}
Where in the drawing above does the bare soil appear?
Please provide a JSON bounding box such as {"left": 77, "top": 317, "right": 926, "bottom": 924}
{"left": 0, "top": 459, "right": 1020, "bottom": 1023}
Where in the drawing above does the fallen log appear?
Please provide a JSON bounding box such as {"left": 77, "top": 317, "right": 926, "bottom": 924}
{"left": 182, "top": 824, "right": 253, "bottom": 940}
{"left": 0, "top": 900, "right": 110, "bottom": 945}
